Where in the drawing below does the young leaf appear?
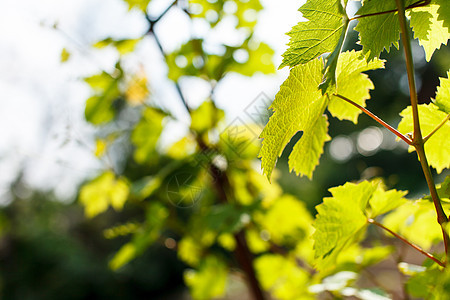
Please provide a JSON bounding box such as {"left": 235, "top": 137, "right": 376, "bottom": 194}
{"left": 409, "top": 4, "right": 450, "bottom": 62}
{"left": 313, "top": 180, "right": 407, "bottom": 272}
{"left": 328, "top": 50, "right": 385, "bottom": 123}
{"left": 398, "top": 103, "right": 450, "bottom": 173}
{"left": 368, "top": 186, "right": 408, "bottom": 218}
{"left": 313, "top": 181, "right": 375, "bottom": 272}
{"left": 259, "top": 59, "right": 329, "bottom": 179}
{"left": 281, "top": 0, "right": 347, "bottom": 68}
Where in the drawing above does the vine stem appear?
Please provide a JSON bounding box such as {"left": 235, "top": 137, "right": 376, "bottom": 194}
{"left": 395, "top": 0, "right": 449, "bottom": 260}
{"left": 333, "top": 93, "right": 412, "bottom": 145}
{"left": 368, "top": 219, "right": 445, "bottom": 267}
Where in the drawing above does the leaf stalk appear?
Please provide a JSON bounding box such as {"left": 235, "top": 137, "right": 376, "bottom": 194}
{"left": 368, "top": 219, "right": 445, "bottom": 267}
{"left": 333, "top": 93, "right": 412, "bottom": 145}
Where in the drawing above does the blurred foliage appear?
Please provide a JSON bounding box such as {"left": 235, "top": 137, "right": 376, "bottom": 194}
{"left": 1, "top": 0, "right": 449, "bottom": 299}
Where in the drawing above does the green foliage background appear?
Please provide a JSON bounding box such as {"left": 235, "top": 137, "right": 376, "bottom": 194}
{"left": 0, "top": 0, "right": 449, "bottom": 299}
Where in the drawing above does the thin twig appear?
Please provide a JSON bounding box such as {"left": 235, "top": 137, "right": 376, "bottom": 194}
{"left": 333, "top": 93, "right": 412, "bottom": 145}
{"left": 368, "top": 219, "right": 445, "bottom": 267}
{"left": 423, "top": 114, "right": 450, "bottom": 143}
{"left": 349, "top": 0, "right": 431, "bottom": 21}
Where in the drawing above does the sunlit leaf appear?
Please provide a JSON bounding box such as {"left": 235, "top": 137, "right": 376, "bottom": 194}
{"left": 60, "top": 48, "right": 70, "bottom": 62}
{"left": 280, "top": 0, "right": 347, "bottom": 68}
{"left": 122, "top": 0, "right": 151, "bottom": 12}
{"left": 190, "top": 101, "right": 224, "bottom": 134}
{"left": 125, "top": 73, "right": 149, "bottom": 105}
{"left": 95, "top": 139, "right": 107, "bottom": 157}
{"left": 398, "top": 103, "right": 450, "bottom": 173}
{"left": 354, "top": 0, "right": 415, "bottom": 60}
{"left": 184, "top": 256, "right": 227, "bottom": 300}
{"left": 259, "top": 59, "right": 329, "bottom": 179}
{"left": 255, "top": 254, "right": 313, "bottom": 299}
{"left": 383, "top": 200, "right": 445, "bottom": 249}
{"left": 131, "top": 107, "right": 166, "bottom": 164}
{"left": 255, "top": 195, "right": 313, "bottom": 245}
{"left": 409, "top": 4, "right": 450, "bottom": 62}
{"left": 328, "top": 51, "right": 385, "bottom": 123}
{"left": 79, "top": 171, "right": 129, "bottom": 218}
{"left": 178, "top": 236, "right": 203, "bottom": 267}
{"left": 435, "top": 71, "right": 450, "bottom": 113}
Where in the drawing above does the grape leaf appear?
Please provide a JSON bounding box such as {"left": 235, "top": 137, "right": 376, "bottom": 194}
{"left": 398, "top": 103, "right": 450, "bottom": 173}
{"left": 280, "top": 0, "right": 347, "bottom": 68}
{"left": 355, "top": 1, "right": 401, "bottom": 61}
{"left": 368, "top": 185, "right": 408, "bottom": 218}
{"left": 436, "top": 0, "right": 450, "bottom": 29}
{"left": 435, "top": 71, "right": 450, "bottom": 113}
{"left": 313, "top": 181, "right": 375, "bottom": 272}
{"left": 313, "top": 181, "right": 407, "bottom": 272}
{"left": 259, "top": 59, "right": 328, "bottom": 179}
{"left": 409, "top": 4, "right": 450, "bottom": 61}
{"left": 328, "top": 50, "right": 385, "bottom": 123}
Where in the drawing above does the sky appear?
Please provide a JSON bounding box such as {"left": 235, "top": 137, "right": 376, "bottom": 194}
{"left": 0, "top": 0, "right": 303, "bottom": 203}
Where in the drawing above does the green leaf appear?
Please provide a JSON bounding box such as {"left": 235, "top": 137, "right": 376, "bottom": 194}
{"left": 259, "top": 59, "right": 329, "bottom": 179}
{"left": 255, "top": 254, "right": 313, "bottom": 299}
{"left": 319, "top": 16, "right": 349, "bottom": 93}
{"left": 184, "top": 256, "right": 228, "bottom": 300}
{"left": 409, "top": 4, "right": 450, "bottom": 62}
{"left": 109, "top": 202, "right": 168, "bottom": 270}
{"left": 94, "top": 38, "right": 141, "bottom": 55}
{"left": 84, "top": 71, "right": 122, "bottom": 125}
{"left": 79, "top": 171, "right": 129, "bottom": 218}
{"left": 281, "top": 0, "right": 347, "bottom": 68}
{"left": 368, "top": 185, "right": 408, "bottom": 218}
{"left": 435, "top": 71, "right": 450, "bottom": 113}
{"left": 354, "top": 0, "right": 404, "bottom": 60}
{"left": 229, "top": 41, "right": 275, "bottom": 76}
{"left": 190, "top": 101, "right": 224, "bottom": 133}
{"left": 313, "top": 180, "right": 407, "bottom": 272}
{"left": 122, "top": 0, "right": 151, "bottom": 11}
{"left": 398, "top": 103, "right": 450, "bottom": 173}
{"left": 178, "top": 236, "right": 203, "bottom": 267}
{"left": 60, "top": 48, "right": 70, "bottom": 62}
{"left": 328, "top": 50, "right": 385, "bottom": 123}
{"left": 436, "top": 0, "right": 450, "bottom": 30}
{"left": 406, "top": 265, "right": 441, "bottom": 298}
{"left": 131, "top": 107, "right": 166, "bottom": 164}
{"left": 436, "top": 176, "right": 450, "bottom": 200}
{"left": 313, "top": 181, "right": 375, "bottom": 272}
{"left": 254, "top": 195, "right": 313, "bottom": 245}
